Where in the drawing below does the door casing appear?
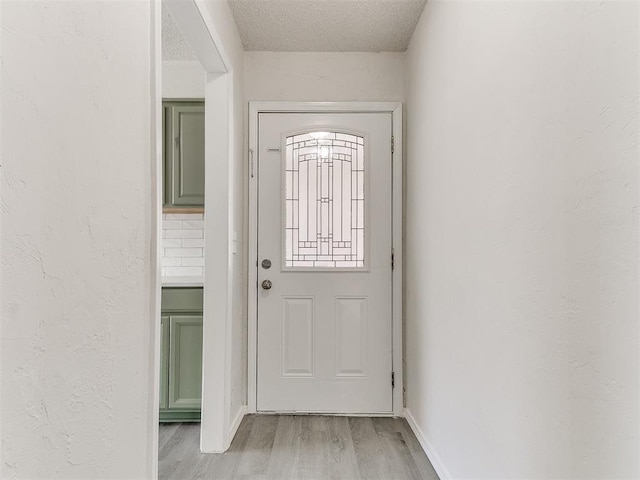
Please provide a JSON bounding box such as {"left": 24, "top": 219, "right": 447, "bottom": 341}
{"left": 247, "top": 102, "right": 403, "bottom": 415}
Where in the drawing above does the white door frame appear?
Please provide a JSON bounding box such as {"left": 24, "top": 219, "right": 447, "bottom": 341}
{"left": 248, "top": 102, "right": 403, "bottom": 416}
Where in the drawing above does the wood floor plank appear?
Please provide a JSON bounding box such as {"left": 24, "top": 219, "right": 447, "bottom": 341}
{"left": 158, "top": 423, "right": 200, "bottom": 480}
{"left": 372, "top": 417, "right": 424, "bottom": 480}
{"left": 396, "top": 419, "right": 441, "bottom": 480}
{"left": 292, "top": 428, "right": 328, "bottom": 479}
{"left": 159, "top": 422, "right": 196, "bottom": 459}
{"left": 185, "top": 453, "right": 216, "bottom": 480}
{"left": 265, "top": 415, "right": 302, "bottom": 480}
{"left": 236, "top": 414, "right": 279, "bottom": 476}
{"left": 324, "top": 416, "right": 361, "bottom": 480}
{"left": 158, "top": 423, "right": 181, "bottom": 453}
{"left": 349, "top": 417, "right": 396, "bottom": 480}
{"left": 170, "top": 447, "right": 207, "bottom": 480}
{"left": 208, "top": 413, "right": 256, "bottom": 479}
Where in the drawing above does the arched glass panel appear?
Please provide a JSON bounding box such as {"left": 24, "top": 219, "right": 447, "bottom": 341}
{"left": 284, "top": 131, "right": 365, "bottom": 268}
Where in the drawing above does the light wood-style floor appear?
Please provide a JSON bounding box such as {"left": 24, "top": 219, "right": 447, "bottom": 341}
{"left": 159, "top": 415, "right": 439, "bottom": 480}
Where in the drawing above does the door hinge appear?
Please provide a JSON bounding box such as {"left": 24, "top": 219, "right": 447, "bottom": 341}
{"left": 391, "top": 250, "right": 395, "bottom": 270}
{"left": 249, "top": 148, "right": 255, "bottom": 178}
{"left": 391, "top": 136, "right": 395, "bottom": 154}
{"left": 391, "top": 371, "right": 395, "bottom": 389}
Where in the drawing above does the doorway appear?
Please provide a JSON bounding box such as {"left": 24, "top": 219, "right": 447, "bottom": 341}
{"left": 248, "top": 103, "right": 404, "bottom": 415}
{"left": 154, "top": 0, "right": 237, "bottom": 466}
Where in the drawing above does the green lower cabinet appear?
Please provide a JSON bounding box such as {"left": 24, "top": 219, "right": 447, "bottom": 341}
{"left": 160, "top": 288, "right": 203, "bottom": 422}
{"left": 168, "top": 315, "right": 203, "bottom": 410}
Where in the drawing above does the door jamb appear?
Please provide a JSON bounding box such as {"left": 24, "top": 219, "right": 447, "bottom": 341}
{"left": 247, "top": 102, "right": 404, "bottom": 416}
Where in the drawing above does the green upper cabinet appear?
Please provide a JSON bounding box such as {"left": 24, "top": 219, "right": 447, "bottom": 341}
{"left": 163, "top": 101, "right": 205, "bottom": 207}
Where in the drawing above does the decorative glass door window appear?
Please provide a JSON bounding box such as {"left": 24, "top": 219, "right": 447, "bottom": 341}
{"left": 285, "top": 131, "right": 365, "bottom": 268}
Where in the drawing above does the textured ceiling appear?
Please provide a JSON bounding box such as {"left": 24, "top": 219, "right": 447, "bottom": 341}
{"left": 227, "top": 0, "right": 428, "bottom": 52}
{"left": 162, "top": 7, "right": 198, "bottom": 60}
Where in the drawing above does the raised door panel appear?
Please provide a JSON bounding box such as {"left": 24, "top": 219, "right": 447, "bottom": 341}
{"left": 164, "top": 103, "right": 205, "bottom": 207}
{"left": 159, "top": 315, "right": 170, "bottom": 410}
{"left": 334, "top": 297, "right": 368, "bottom": 377}
{"left": 281, "top": 297, "right": 314, "bottom": 377}
{"left": 168, "top": 315, "right": 203, "bottom": 409}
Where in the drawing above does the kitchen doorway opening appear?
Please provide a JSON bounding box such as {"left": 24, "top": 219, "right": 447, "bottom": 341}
{"left": 151, "top": 2, "right": 236, "bottom": 477}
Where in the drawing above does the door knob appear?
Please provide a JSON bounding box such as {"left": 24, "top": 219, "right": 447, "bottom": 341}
{"left": 261, "top": 280, "right": 272, "bottom": 290}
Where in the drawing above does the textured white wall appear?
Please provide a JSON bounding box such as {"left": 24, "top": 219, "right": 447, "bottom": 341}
{"left": 244, "top": 52, "right": 406, "bottom": 102}
{"left": 1, "top": 1, "right": 154, "bottom": 479}
{"left": 405, "top": 1, "right": 639, "bottom": 479}
{"left": 162, "top": 60, "right": 205, "bottom": 98}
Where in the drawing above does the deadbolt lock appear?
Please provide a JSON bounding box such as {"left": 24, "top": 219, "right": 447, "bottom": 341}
{"left": 261, "top": 259, "right": 272, "bottom": 269}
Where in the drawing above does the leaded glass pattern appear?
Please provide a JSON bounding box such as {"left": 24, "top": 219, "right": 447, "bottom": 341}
{"left": 285, "top": 131, "right": 365, "bottom": 268}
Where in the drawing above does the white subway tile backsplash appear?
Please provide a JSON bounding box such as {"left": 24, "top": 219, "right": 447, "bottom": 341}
{"left": 165, "top": 229, "right": 203, "bottom": 239}
{"left": 162, "top": 257, "right": 182, "bottom": 267}
{"left": 163, "top": 266, "right": 203, "bottom": 277}
{"left": 162, "top": 213, "right": 205, "bottom": 280}
{"left": 181, "top": 257, "right": 205, "bottom": 267}
{"left": 182, "top": 220, "right": 204, "bottom": 229}
{"left": 162, "top": 238, "right": 182, "bottom": 248}
{"left": 165, "top": 247, "right": 202, "bottom": 257}
{"left": 182, "top": 238, "right": 205, "bottom": 248}
{"left": 162, "top": 220, "right": 183, "bottom": 229}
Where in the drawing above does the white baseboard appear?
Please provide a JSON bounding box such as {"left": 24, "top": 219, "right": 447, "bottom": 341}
{"left": 228, "top": 404, "right": 247, "bottom": 444}
{"left": 404, "top": 408, "right": 452, "bottom": 480}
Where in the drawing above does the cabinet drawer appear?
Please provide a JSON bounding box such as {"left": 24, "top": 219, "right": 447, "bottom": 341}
{"left": 161, "top": 287, "right": 203, "bottom": 313}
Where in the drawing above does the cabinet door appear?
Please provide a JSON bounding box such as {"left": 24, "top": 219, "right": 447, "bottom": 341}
{"left": 168, "top": 315, "right": 203, "bottom": 409}
{"left": 159, "top": 315, "right": 170, "bottom": 410}
{"left": 164, "top": 103, "right": 205, "bottom": 206}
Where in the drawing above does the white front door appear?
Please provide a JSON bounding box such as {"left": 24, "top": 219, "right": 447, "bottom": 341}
{"left": 257, "top": 112, "right": 393, "bottom": 413}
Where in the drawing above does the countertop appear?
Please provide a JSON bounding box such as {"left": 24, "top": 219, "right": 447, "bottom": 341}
{"left": 161, "top": 276, "right": 204, "bottom": 287}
